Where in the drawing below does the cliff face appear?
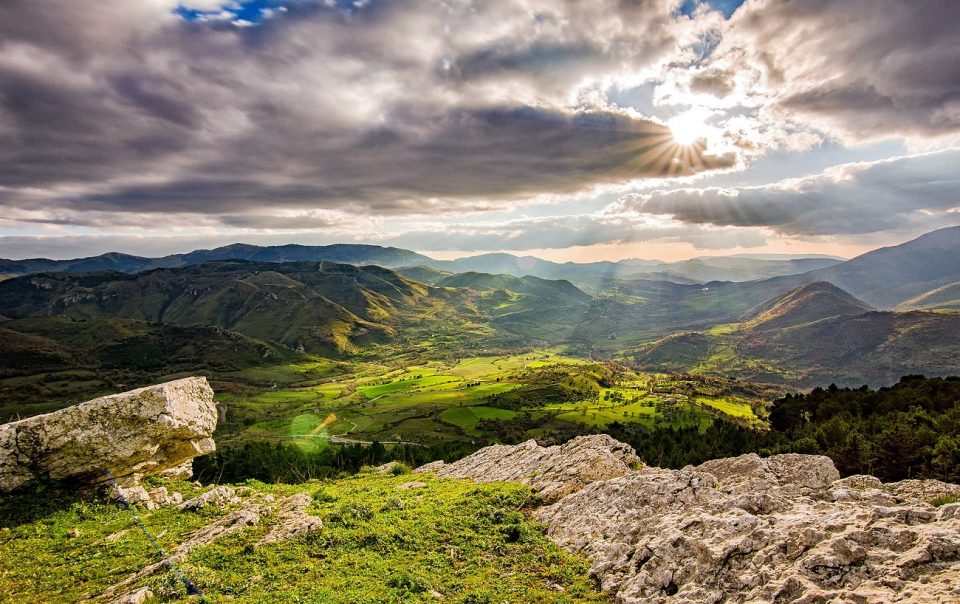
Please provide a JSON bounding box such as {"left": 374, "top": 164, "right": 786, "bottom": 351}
{"left": 420, "top": 436, "right": 960, "bottom": 604}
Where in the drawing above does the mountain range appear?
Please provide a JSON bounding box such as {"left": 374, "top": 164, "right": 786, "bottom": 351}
{"left": 0, "top": 226, "right": 958, "bottom": 387}
{"left": 0, "top": 244, "right": 842, "bottom": 287}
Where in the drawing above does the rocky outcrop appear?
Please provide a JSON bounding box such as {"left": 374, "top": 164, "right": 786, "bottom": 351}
{"left": 416, "top": 434, "right": 640, "bottom": 502}
{"left": 0, "top": 378, "right": 217, "bottom": 493}
{"left": 421, "top": 438, "right": 960, "bottom": 603}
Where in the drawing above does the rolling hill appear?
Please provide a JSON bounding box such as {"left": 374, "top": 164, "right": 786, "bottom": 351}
{"left": 740, "top": 282, "right": 873, "bottom": 331}
{"left": 633, "top": 283, "right": 960, "bottom": 387}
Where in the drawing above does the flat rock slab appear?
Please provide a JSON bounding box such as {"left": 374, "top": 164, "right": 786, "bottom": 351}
{"left": 417, "top": 434, "right": 640, "bottom": 502}
{"left": 0, "top": 377, "right": 217, "bottom": 493}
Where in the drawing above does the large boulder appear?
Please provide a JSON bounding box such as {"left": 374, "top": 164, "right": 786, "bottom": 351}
{"left": 416, "top": 434, "right": 640, "bottom": 502}
{"left": 0, "top": 377, "right": 217, "bottom": 493}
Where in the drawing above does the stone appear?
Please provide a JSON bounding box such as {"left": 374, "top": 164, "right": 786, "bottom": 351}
{"left": 413, "top": 460, "right": 445, "bottom": 474}
{"left": 0, "top": 378, "right": 217, "bottom": 493}
{"left": 177, "top": 485, "right": 240, "bottom": 511}
{"left": 374, "top": 461, "right": 400, "bottom": 474}
{"left": 396, "top": 481, "right": 427, "bottom": 490}
{"left": 439, "top": 436, "right": 960, "bottom": 603}
{"left": 423, "top": 435, "right": 640, "bottom": 502}
{"left": 257, "top": 493, "right": 323, "bottom": 546}
{"left": 112, "top": 586, "right": 153, "bottom": 604}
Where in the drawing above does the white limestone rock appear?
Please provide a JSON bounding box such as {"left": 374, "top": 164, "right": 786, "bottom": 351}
{"left": 424, "top": 434, "right": 640, "bottom": 502}
{"left": 0, "top": 377, "right": 217, "bottom": 493}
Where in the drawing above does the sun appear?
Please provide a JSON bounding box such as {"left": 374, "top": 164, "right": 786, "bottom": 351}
{"left": 667, "top": 109, "right": 710, "bottom": 146}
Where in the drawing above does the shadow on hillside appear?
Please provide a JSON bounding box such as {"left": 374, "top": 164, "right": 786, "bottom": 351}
{"left": 0, "top": 481, "right": 100, "bottom": 528}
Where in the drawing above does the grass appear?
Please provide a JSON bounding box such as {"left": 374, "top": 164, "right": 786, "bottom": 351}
{"left": 694, "top": 397, "right": 758, "bottom": 420}
{"left": 440, "top": 405, "right": 519, "bottom": 436}
{"left": 0, "top": 475, "right": 610, "bottom": 603}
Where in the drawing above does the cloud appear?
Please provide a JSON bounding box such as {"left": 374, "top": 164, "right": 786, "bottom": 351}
{"left": 0, "top": 0, "right": 732, "bottom": 225}
{"left": 711, "top": 0, "right": 960, "bottom": 142}
{"left": 380, "top": 214, "right": 768, "bottom": 252}
{"left": 615, "top": 148, "right": 960, "bottom": 235}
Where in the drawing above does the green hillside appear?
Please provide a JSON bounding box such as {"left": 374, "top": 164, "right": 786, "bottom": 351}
{"left": 0, "top": 472, "right": 607, "bottom": 604}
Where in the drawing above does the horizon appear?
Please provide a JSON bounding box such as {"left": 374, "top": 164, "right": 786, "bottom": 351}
{"left": 2, "top": 1, "right": 959, "bottom": 262}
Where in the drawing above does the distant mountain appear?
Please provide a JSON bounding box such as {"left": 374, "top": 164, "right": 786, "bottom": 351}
{"left": 0, "top": 244, "right": 435, "bottom": 277}
{"left": 436, "top": 272, "right": 590, "bottom": 304}
{"left": 796, "top": 226, "right": 960, "bottom": 307}
{"left": 633, "top": 282, "right": 960, "bottom": 387}
{"left": 0, "top": 245, "right": 843, "bottom": 286}
{"left": 434, "top": 253, "right": 842, "bottom": 288}
{"left": 740, "top": 282, "right": 873, "bottom": 331}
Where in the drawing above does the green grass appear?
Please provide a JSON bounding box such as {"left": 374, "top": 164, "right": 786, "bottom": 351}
{"left": 695, "top": 397, "right": 758, "bottom": 420}
{"left": 440, "top": 406, "right": 519, "bottom": 435}
{"left": 0, "top": 475, "right": 610, "bottom": 603}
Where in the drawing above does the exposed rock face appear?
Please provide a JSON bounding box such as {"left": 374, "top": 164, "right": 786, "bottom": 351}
{"left": 417, "top": 434, "right": 640, "bottom": 502}
{"left": 424, "top": 438, "right": 960, "bottom": 603}
{"left": 0, "top": 378, "right": 217, "bottom": 493}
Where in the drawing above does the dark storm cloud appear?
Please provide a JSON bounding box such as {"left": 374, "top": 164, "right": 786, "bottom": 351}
{"left": 721, "top": 0, "right": 960, "bottom": 140}
{"left": 620, "top": 149, "right": 960, "bottom": 235}
{"left": 65, "top": 107, "right": 734, "bottom": 216}
{"left": 0, "top": 0, "right": 722, "bottom": 224}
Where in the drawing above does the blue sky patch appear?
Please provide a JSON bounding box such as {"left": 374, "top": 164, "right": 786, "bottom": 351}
{"left": 176, "top": 1, "right": 287, "bottom": 25}
{"left": 678, "top": 0, "right": 746, "bottom": 19}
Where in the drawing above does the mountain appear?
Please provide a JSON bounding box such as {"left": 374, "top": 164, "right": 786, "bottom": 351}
{"left": 0, "top": 245, "right": 842, "bottom": 287}
{"left": 740, "top": 282, "right": 873, "bottom": 331}
{"left": 633, "top": 283, "right": 960, "bottom": 387}
{"left": 434, "top": 253, "right": 842, "bottom": 288}
{"left": 0, "top": 244, "right": 435, "bottom": 277}
{"left": 796, "top": 226, "right": 960, "bottom": 308}
{"left": 0, "top": 261, "right": 442, "bottom": 356}
{"left": 436, "top": 272, "right": 590, "bottom": 304}
{"left": 433, "top": 271, "right": 592, "bottom": 342}
{"left": 0, "top": 261, "right": 598, "bottom": 356}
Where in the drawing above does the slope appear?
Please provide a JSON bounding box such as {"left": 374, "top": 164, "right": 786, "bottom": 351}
{"left": 0, "top": 262, "right": 439, "bottom": 355}
{"left": 741, "top": 282, "right": 873, "bottom": 330}
{"left": 633, "top": 283, "right": 960, "bottom": 387}
{"left": 798, "top": 225, "right": 960, "bottom": 307}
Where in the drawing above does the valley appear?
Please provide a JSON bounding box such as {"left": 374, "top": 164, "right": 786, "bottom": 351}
{"left": 1, "top": 226, "right": 958, "bottom": 462}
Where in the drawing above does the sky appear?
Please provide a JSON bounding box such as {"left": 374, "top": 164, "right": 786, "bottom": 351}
{"left": 1, "top": 0, "right": 959, "bottom": 262}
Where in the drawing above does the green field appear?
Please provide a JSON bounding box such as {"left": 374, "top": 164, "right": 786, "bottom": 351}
{"left": 205, "top": 350, "right": 771, "bottom": 448}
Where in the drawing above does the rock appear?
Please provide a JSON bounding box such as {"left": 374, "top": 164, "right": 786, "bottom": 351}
{"left": 517, "top": 439, "right": 960, "bottom": 604}
{"left": 696, "top": 452, "right": 840, "bottom": 495}
{"left": 68, "top": 528, "right": 81, "bottom": 538}
{"left": 177, "top": 485, "right": 240, "bottom": 511}
{"left": 374, "top": 461, "right": 400, "bottom": 474}
{"left": 414, "top": 460, "right": 446, "bottom": 474}
{"left": 887, "top": 479, "right": 960, "bottom": 505}
{"left": 112, "top": 586, "right": 153, "bottom": 604}
{"left": 396, "top": 481, "right": 427, "bottom": 490}
{"left": 159, "top": 460, "right": 194, "bottom": 480}
{"left": 427, "top": 435, "right": 640, "bottom": 502}
{"left": 0, "top": 378, "right": 217, "bottom": 493}
{"left": 257, "top": 493, "right": 323, "bottom": 546}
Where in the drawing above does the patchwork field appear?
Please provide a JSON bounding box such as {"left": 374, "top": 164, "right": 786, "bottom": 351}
{"left": 210, "top": 350, "right": 770, "bottom": 449}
